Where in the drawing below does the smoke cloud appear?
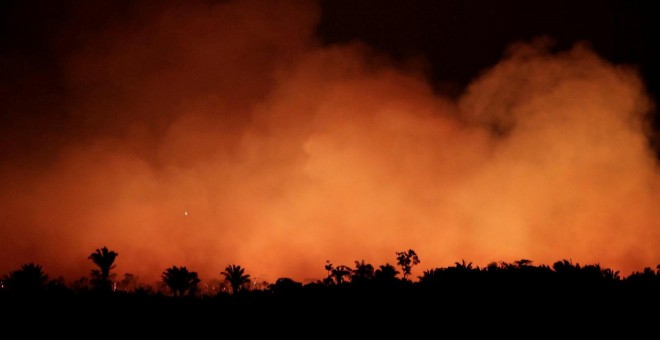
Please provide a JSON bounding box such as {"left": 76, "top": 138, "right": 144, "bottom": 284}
{"left": 1, "top": 0, "right": 658, "bottom": 283}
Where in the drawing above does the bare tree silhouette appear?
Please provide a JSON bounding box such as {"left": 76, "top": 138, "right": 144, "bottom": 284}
{"left": 88, "top": 246, "right": 118, "bottom": 291}
{"left": 221, "top": 264, "right": 251, "bottom": 294}
{"left": 162, "top": 266, "right": 200, "bottom": 297}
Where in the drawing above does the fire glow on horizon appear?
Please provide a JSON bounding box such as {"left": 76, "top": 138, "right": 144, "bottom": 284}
{"left": 0, "top": 0, "right": 658, "bottom": 283}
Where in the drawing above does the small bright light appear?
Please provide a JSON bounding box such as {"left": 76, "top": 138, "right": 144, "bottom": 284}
{"left": 184, "top": 211, "right": 188, "bottom": 216}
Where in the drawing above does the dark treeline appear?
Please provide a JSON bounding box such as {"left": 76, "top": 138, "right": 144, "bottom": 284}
{"left": 2, "top": 246, "right": 660, "bottom": 332}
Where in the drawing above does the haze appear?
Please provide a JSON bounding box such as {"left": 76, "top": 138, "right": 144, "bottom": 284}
{"left": 1, "top": 0, "right": 658, "bottom": 283}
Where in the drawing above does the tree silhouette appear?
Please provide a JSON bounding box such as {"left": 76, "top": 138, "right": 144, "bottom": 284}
{"left": 602, "top": 268, "right": 620, "bottom": 282}
{"left": 221, "top": 264, "right": 251, "bottom": 294}
{"left": 418, "top": 268, "right": 441, "bottom": 285}
{"left": 514, "top": 259, "right": 533, "bottom": 268}
{"left": 268, "top": 277, "right": 303, "bottom": 294}
{"left": 375, "top": 263, "right": 399, "bottom": 282}
{"left": 88, "top": 246, "right": 118, "bottom": 291}
{"left": 2, "top": 263, "right": 48, "bottom": 293}
{"left": 118, "top": 273, "right": 139, "bottom": 292}
{"left": 331, "top": 265, "right": 352, "bottom": 285}
{"left": 351, "top": 260, "right": 375, "bottom": 284}
{"left": 553, "top": 259, "right": 577, "bottom": 273}
{"left": 454, "top": 259, "right": 473, "bottom": 271}
{"left": 485, "top": 262, "right": 500, "bottom": 272}
{"left": 162, "top": 266, "right": 200, "bottom": 297}
{"left": 324, "top": 261, "right": 352, "bottom": 285}
{"left": 396, "top": 249, "right": 420, "bottom": 280}
{"left": 324, "top": 260, "right": 334, "bottom": 285}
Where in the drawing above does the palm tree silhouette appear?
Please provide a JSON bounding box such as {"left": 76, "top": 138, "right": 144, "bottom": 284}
{"left": 418, "top": 268, "right": 442, "bottom": 285}
{"left": 602, "top": 268, "right": 620, "bottom": 282}
{"left": 324, "top": 261, "right": 352, "bottom": 285}
{"left": 375, "top": 263, "right": 399, "bottom": 282}
{"left": 454, "top": 259, "right": 474, "bottom": 271}
{"left": 351, "top": 260, "right": 375, "bottom": 284}
{"left": 3, "top": 263, "right": 48, "bottom": 293}
{"left": 221, "top": 264, "right": 251, "bottom": 294}
{"left": 162, "top": 266, "right": 200, "bottom": 297}
{"left": 88, "top": 246, "right": 118, "bottom": 291}
{"left": 331, "top": 265, "right": 352, "bottom": 285}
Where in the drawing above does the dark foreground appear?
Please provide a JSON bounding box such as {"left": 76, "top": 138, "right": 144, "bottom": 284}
{"left": 3, "top": 278, "right": 660, "bottom": 336}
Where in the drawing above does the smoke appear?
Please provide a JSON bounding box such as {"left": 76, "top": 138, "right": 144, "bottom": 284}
{"left": 1, "top": 1, "right": 658, "bottom": 283}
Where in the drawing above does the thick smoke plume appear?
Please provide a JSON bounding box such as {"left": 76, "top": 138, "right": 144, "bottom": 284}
{"left": 1, "top": 0, "right": 658, "bottom": 283}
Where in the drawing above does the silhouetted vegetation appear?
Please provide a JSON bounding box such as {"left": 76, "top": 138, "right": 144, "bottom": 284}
{"left": 375, "top": 263, "right": 399, "bottom": 283}
{"left": 351, "top": 260, "right": 375, "bottom": 285}
{"left": 396, "top": 249, "right": 420, "bottom": 280}
{"left": 268, "top": 277, "right": 303, "bottom": 295}
{"left": 162, "top": 266, "right": 200, "bottom": 297}
{"left": 221, "top": 264, "right": 251, "bottom": 294}
{"left": 324, "top": 260, "right": 352, "bottom": 285}
{"left": 3, "top": 248, "right": 660, "bottom": 330}
{"left": 88, "top": 246, "right": 118, "bottom": 292}
{"left": 2, "top": 263, "right": 48, "bottom": 293}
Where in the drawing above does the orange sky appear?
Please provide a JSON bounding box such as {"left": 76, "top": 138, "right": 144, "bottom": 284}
{"left": 1, "top": 0, "right": 658, "bottom": 284}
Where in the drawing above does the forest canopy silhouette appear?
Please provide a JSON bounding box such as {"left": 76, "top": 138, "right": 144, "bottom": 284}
{"left": 3, "top": 246, "right": 660, "bottom": 330}
{"left": 3, "top": 246, "right": 660, "bottom": 293}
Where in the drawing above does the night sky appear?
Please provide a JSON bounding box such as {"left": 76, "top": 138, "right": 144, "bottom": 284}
{"left": 319, "top": 1, "right": 659, "bottom": 140}
{"left": 1, "top": 0, "right": 659, "bottom": 283}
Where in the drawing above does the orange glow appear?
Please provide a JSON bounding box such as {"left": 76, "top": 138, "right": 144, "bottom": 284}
{"left": 0, "top": 1, "right": 658, "bottom": 284}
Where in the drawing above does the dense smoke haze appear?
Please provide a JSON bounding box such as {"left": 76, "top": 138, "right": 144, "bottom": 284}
{"left": 1, "top": 0, "right": 658, "bottom": 283}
